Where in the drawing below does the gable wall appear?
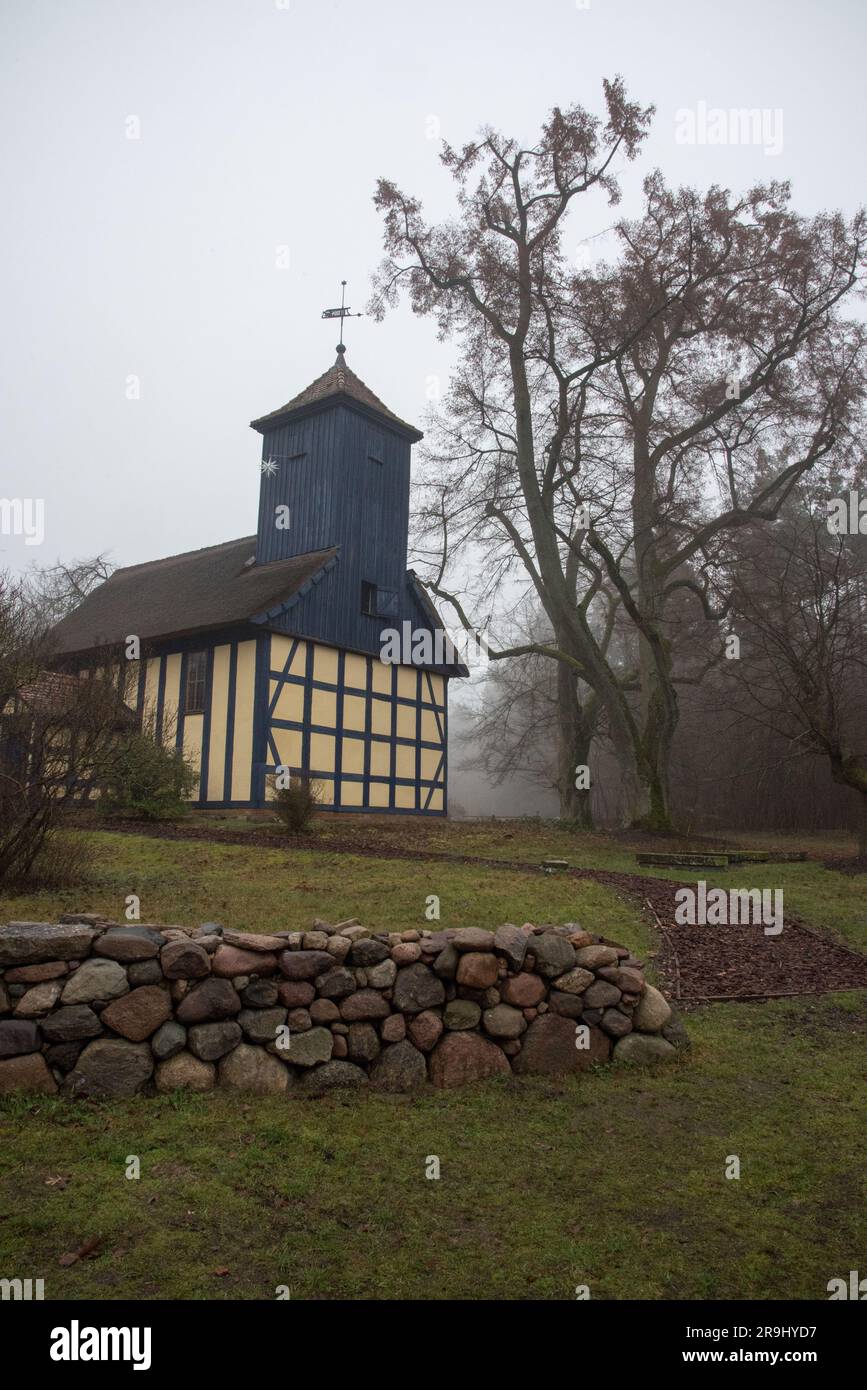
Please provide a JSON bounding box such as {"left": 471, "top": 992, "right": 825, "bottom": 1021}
{"left": 264, "top": 633, "right": 446, "bottom": 815}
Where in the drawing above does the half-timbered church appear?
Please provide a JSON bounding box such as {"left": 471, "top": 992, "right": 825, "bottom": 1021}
{"left": 49, "top": 347, "right": 464, "bottom": 815}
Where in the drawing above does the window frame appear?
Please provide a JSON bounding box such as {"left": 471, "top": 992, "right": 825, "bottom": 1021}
{"left": 184, "top": 650, "right": 208, "bottom": 715}
{"left": 360, "top": 581, "right": 378, "bottom": 617}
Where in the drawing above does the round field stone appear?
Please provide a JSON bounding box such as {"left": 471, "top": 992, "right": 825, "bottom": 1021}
{"left": 0, "top": 1052, "right": 57, "bottom": 1094}
{"left": 155, "top": 1051, "right": 215, "bottom": 1092}
{"left": 632, "top": 984, "right": 672, "bottom": 1033}
{"left": 218, "top": 1043, "right": 291, "bottom": 1094}
{"left": 455, "top": 953, "right": 499, "bottom": 990}
{"left": 278, "top": 950, "right": 334, "bottom": 981}
{"left": 188, "top": 1020, "right": 242, "bottom": 1061}
{"left": 499, "top": 972, "right": 545, "bottom": 1007}
{"left": 443, "top": 999, "right": 481, "bottom": 1031}
{"left": 492, "top": 924, "right": 529, "bottom": 971}
{"left": 600, "top": 1008, "right": 632, "bottom": 1038}
{"left": 527, "top": 933, "right": 576, "bottom": 978}
{"left": 175, "top": 978, "right": 241, "bottom": 1024}
{"left": 482, "top": 1003, "right": 526, "bottom": 1039}
{"left": 613, "top": 1033, "right": 676, "bottom": 1065}
{"left": 450, "top": 928, "right": 494, "bottom": 952}
{"left": 428, "top": 1032, "right": 510, "bottom": 1089}
{"left": 370, "top": 1040, "right": 427, "bottom": 1092}
{"left": 238, "top": 1007, "right": 287, "bottom": 1045}
{"left": 127, "top": 960, "right": 164, "bottom": 987}
{"left": 94, "top": 927, "right": 165, "bottom": 962}
{"left": 65, "top": 1039, "right": 153, "bottom": 1098}
{"left": 582, "top": 980, "right": 622, "bottom": 1009}
{"left": 151, "top": 1020, "right": 186, "bottom": 1060}
{"left": 339, "top": 989, "right": 391, "bottom": 1021}
{"left": 100, "top": 985, "right": 172, "bottom": 1042}
{"left": 211, "top": 944, "right": 278, "bottom": 978}
{"left": 0, "top": 1019, "right": 42, "bottom": 1057}
{"left": 160, "top": 939, "right": 212, "bottom": 979}
{"left": 511, "top": 1015, "right": 611, "bottom": 1075}
{"left": 60, "top": 959, "right": 129, "bottom": 1006}
{"left": 282, "top": 1026, "right": 333, "bottom": 1068}
{"left": 347, "top": 1022, "right": 380, "bottom": 1063}
{"left": 301, "top": 1060, "right": 367, "bottom": 1093}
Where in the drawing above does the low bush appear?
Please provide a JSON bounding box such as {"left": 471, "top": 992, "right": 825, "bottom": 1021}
{"left": 16, "top": 828, "right": 95, "bottom": 889}
{"left": 101, "top": 733, "right": 196, "bottom": 820}
{"left": 269, "top": 775, "right": 321, "bottom": 834}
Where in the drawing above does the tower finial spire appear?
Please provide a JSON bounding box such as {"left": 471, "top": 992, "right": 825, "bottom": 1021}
{"left": 321, "top": 278, "right": 363, "bottom": 354}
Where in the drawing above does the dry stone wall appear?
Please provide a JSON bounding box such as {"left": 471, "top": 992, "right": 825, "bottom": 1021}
{"left": 0, "top": 916, "right": 688, "bottom": 1097}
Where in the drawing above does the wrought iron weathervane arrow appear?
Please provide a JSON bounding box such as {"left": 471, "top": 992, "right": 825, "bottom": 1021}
{"left": 322, "top": 279, "right": 362, "bottom": 353}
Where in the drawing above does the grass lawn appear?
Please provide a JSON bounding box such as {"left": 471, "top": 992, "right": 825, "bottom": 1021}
{"left": 1, "top": 822, "right": 865, "bottom": 1301}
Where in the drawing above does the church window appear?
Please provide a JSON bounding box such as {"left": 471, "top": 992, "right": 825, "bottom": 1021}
{"left": 185, "top": 650, "right": 207, "bottom": 714}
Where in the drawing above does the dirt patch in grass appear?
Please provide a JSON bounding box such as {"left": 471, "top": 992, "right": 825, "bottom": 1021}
{"left": 822, "top": 854, "right": 867, "bottom": 876}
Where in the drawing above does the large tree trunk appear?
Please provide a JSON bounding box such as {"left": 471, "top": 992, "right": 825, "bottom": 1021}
{"left": 634, "top": 631, "right": 679, "bottom": 830}
{"left": 630, "top": 430, "right": 679, "bottom": 832}
{"left": 555, "top": 657, "right": 594, "bottom": 826}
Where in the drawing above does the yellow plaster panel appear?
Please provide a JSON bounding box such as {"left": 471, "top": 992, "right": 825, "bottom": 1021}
{"left": 426, "top": 674, "right": 445, "bottom": 707}
{"left": 369, "top": 741, "right": 390, "bottom": 776}
{"left": 207, "top": 645, "right": 230, "bottom": 801}
{"left": 343, "top": 694, "right": 366, "bottom": 731}
{"left": 396, "top": 704, "right": 415, "bottom": 740}
{"left": 341, "top": 737, "right": 365, "bottom": 775}
{"left": 231, "top": 640, "right": 256, "bottom": 803}
{"left": 421, "top": 709, "right": 443, "bottom": 743}
{"left": 270, "top": 634, "right": 307, "bottom": 679}
{"left": 369, "top": 781, "right": 390, "bottom": 808}
{"left": 314, "top": 644, "right": 339, "bottom": 685}
{"left": 121, "top": 660, "right": 139, "bottom": 709}
{"left": 309, "top": 732, "right": 335, "bottom": 773}
{"left": 162, "top": 654, "right": 182, "bottom": 743}
{"left": 394, "top": 744, "right": 416, "bottom": 778}
{"left": 421, "top": 747, "right": 443, "bottom": 780}
{"left": 428, "top": 788, "right": 444, "bottom": 812}
{"left": 183, "top": 713, "right": 203, "bottom": 798}
{"left": 395, "top": 783, "right": 416, "bottom": 809}
{"left": 371, "top": 699, "right": 391, "bottom": 736}
{"left": 316, "top": 778, "right": 334, "bottom": 806}
{"left": 344, "top": 653, "right": 368, "bottom": 691}
{"left": 270, "top": 635, "right": 291, "bottom": 669}
{"left": 142, "top": 657, "right": 161, "bottom": 735}
{"left": 371, "top": 660, "right": 392, "bottom": 694}
{"left": 311, "top": 688, "right": 337, "bottom": 729}
{"left": 396, "top": 666, "right": 417, "bottom": 699}
{"left": 272, "top": 728, "right": 303, "bottom": 768}
{"left": 340, "top": 780, "right": 364, "bottom": 806}
{"left": 272, "top": 680, "right": 305, "bottom": 723}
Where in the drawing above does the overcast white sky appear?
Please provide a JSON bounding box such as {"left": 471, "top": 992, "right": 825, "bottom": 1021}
{"left": 1, "top": 0, "right": 865, "bottom": 578}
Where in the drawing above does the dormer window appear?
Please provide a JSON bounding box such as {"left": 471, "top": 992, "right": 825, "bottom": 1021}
{"left": 361, "top": 581, "right": 378, "bottom": 617}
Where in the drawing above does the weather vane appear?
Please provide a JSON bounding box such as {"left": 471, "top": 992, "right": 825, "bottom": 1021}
{"left": 321, "top": 279, "right": 362, "bottom": 354}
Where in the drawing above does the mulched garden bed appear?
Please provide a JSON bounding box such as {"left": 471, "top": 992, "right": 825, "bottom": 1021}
{"left": 81, "top": 817, "right": 867, "bottom": 1005}
{"left": 822, "top": 854, "right": 867, "bottom": 876}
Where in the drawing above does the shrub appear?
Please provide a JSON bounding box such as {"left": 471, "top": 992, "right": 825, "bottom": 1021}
{"left": 17, "top": 829, "right": 95, "bottom": 889}
{"left": 101, "top": 733, "right": 197, "bottom": 820}
{"left": 270, "top": 775, "right": 321, "bottom": 834}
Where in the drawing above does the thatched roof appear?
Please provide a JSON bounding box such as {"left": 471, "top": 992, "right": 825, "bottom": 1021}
{"left": 47, "top": 537, "right": 338, "bottom": 658}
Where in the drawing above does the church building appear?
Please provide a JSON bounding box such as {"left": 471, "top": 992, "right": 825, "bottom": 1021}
{"left": 49, "top": 348, "right": 464, "bottom": 815}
